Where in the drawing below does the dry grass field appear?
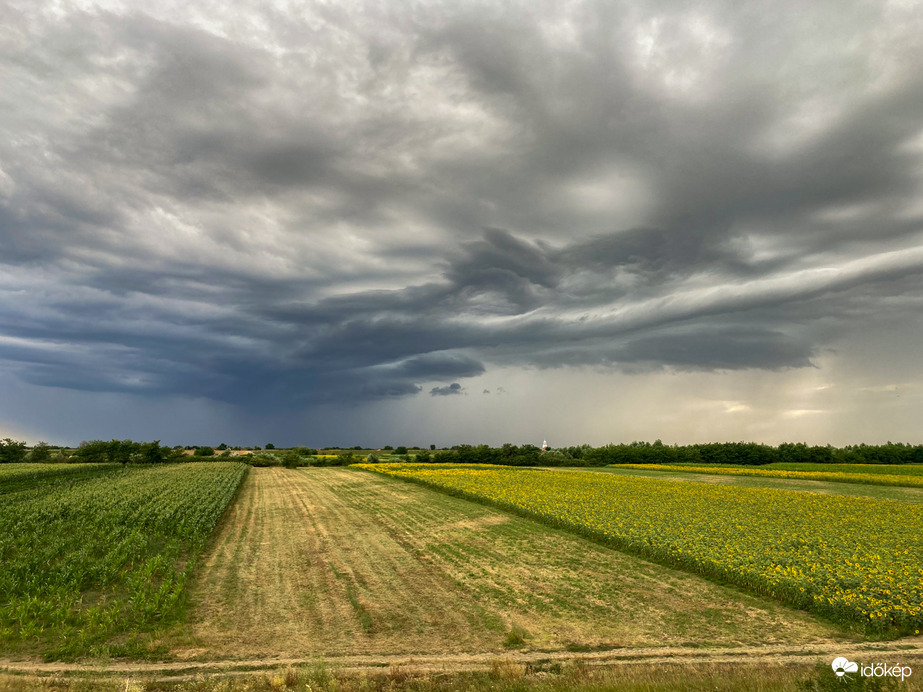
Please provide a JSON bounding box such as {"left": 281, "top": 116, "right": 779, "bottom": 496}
{"left": 163, "top": 467, "right": 852, "bottom": 661}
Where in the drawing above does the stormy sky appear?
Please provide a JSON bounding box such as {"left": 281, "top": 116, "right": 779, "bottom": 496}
{"left": 2, "top": 0, "right": 923, "bottom": 447}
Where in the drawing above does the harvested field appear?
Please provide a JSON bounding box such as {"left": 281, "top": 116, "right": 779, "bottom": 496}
{"left": 169, "top": 467, "right": 852, "bottom": 660}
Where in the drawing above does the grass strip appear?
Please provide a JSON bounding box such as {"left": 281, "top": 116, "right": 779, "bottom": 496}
{"left": 609, "top": 463, "right": 923, "bottom": 489}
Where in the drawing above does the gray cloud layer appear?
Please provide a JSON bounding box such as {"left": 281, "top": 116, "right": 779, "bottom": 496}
{"left": 2, "top": 0, "right": 923, "bottom": 429}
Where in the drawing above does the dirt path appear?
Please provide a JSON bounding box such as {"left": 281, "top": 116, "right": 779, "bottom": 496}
{"left": 2, "top": 639, "right": 923, "bottom": 679}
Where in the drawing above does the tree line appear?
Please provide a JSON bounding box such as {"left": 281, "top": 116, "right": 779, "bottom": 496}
{"left": 3, "top": 437, "right": 922, "bottom": 466}
{"left": 401, "top": 441, "right": 923, "bottom": 466}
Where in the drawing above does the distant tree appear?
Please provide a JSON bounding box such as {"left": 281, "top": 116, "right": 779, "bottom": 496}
{"left": 71, "top": 439, "right": 139, "bottom": 464}
{"left": 0, "top": 438, "right": 27, "bottom": 464}
{"left": 394, "top": 446, "right": 408, "bottom": 455}
{"left": 281, "top": 450, "right": 302, "bottom": 468}
{"left": 108, "top": 439, "right": 138, "bottom": 465}
{"left": 430, "top": 444, "right": 436, "bottom": 451}
{"left": 169, "top": 447, "right": 188, "bottom": 461}
{"left": 265, "top": 443, "right": 275, "bottom": 450}
{"left": 217, "top": 443, "right": 228, "bottom": 450}
{"left": 139, "top": 440, "right": 168, "bottom": 464}
{"left": 383, "top": 445, "right": 393, "bottom": 450}
{"left": 30, "top": 441, "right": 52, "bottom": 463}
{"left": 73, "top": 440, "right": 108, "bottom": 463}
{"left": 194, "top": 446, "right": 215, "bottom": 457}
{"left": 365, "top": 453, "right": 379, "bottom": 463}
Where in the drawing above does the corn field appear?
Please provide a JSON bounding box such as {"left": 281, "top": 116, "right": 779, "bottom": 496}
{"left": 0, "top": 462, "right": 247, "bottom": 658}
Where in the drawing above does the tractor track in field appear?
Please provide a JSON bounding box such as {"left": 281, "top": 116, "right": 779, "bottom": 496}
{"left": 2, "top": 639, "right": 923, "bottom": 680}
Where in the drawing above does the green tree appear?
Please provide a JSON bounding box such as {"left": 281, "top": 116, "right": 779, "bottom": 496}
{"left": 74, "top": 440, "right": 108, "bottom": 463}
{"left": 107, "top": 439, "right": 138, "bottom": 465}
{"left": 394, "top": 446, "right": 408, "bottom": 455}
{"left": 30, "top": 441, "right": 52, "bottom": 463}
{"left": 140, "top": 440, "right": 167, "bottom": 464}
{"left": 281, "top": 450, "right": 302, "bottom": 468}
{"left": 194, "top": 446, "right": 215, "bottom": 457}
{"left": 0, "top": 438, "right": 27, "bottom": 464}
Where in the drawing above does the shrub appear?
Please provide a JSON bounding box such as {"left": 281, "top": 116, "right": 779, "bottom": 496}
{"left": 29, "top": 441, "right": 52, "bottom": 463}
{"left": 0, "top": 438, "right": 28, "bottom": 464}
{"left": 281, "top": 451, "right": 302, "bottom": 468}
{"left": 248, "top": 453, "right": 281, "bottom": 467}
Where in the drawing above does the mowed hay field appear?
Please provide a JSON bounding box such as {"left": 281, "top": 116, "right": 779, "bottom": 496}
{"left": 168, "top": 467, "right": 851, "bottom": 660}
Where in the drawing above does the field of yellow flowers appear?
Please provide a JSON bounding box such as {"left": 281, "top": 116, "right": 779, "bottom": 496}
{"left": 356, "top": 463, "right": 923, "bottom": 635}
{"left": 611, "top": 463, "right": 923, "bottom": 488}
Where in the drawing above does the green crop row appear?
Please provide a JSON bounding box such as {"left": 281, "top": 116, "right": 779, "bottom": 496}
{"left": 358, "top": 463, "right": 923, "bottom": 636}
{"left": 0, "top": 463, "right": 122, "bottom": 495}
{"left": 0, "top": 462, "right": 247, "bottom": 659}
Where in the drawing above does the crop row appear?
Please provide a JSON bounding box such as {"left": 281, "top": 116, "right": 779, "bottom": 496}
{"left": 0, "top": 463, "right": 121, "bottom": 495}
{"left": 610, "top": 463, "right": 923, "bottom": 488}
{"left": 0, "top": 462, "right": 247, "bottom": 658}
{"left": 358, "top": 463, "right": 923, "bottom": 635}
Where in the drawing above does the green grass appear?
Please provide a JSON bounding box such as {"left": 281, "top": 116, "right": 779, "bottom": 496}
{"left": 585, "top": 466, "right": 923, "bottom": 503}
{"left": 764, "top": 463, "right": 923, "bottom": 476}
{"left": 627, "top": 462, "right": 923, "bottom": 476}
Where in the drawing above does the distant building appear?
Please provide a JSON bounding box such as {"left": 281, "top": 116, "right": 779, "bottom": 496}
{"left": 542, "top": 440, "right": 548, "bottom": 450}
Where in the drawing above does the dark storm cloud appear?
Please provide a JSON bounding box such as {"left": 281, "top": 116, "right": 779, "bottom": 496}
{"left": 430, "top": 383, "right": 463, "bottom": 397}
{"left": 2, "top": 0, "right": 923, "bottom": 420}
